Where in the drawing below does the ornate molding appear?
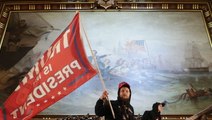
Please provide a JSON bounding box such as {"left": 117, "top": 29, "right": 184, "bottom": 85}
{"left": 0, "top": 2, "right": 212, "bottom": 48}
{"left": 93, "top": 0, "right": 118, "bottom": 9}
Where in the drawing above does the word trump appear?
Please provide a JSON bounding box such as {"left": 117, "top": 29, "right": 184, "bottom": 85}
{"left": 2, "top": 13, "right": 97, "bottom": 120}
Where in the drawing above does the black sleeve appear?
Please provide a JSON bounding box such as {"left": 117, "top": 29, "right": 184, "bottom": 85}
{"left": 141, "top": 111, "right": 150, "bottom": 120}
{"left": 132, "top": 107, "right": 134, "bottom": 115}
{"left": 95, "top": 99, "right": 107, "bottom": 116}
{"left": 131, "top": 106, "right": 135, "bottom": 120}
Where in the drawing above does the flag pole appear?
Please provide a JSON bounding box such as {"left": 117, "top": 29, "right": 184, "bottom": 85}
{"left": 79, "top": 12, "right": 116, "bottom": 119}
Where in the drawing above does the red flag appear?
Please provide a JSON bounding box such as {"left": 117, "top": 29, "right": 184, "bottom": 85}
{"left": 1, "top": 12, "right": 97, "bottom": 120}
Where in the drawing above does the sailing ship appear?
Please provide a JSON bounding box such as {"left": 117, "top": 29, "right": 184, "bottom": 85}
{"left": 183, "top": 41, "right": 209, "bottom": 73}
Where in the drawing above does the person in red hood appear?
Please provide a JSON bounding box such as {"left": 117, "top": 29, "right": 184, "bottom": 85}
{"left": 95, "top": 82, "right": 135, "bottom": 120}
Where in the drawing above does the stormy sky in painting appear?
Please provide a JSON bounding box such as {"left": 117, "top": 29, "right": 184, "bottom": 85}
{"left": 0, "top": 11, "right": 211, "bottom": 115}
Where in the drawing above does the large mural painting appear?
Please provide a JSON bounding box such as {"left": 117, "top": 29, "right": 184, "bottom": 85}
{"left": 0, "top": 11, "right": 211, "bottom": 115}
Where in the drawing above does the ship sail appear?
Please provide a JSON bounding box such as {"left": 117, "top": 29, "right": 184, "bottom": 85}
{"left": 183, "top": 41, "right": 209, "bottom": 72}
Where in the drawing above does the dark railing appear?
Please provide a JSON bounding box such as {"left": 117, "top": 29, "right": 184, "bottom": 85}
{"left": 185, "top": 105, "right": 212, "bottom": 120}
{"left": 33, "top": 114, "right": 212, "bottom": 120}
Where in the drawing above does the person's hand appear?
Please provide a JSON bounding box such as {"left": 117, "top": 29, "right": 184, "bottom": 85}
{"left": 100, "top": 90, "right": 108, "bottom": 100}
